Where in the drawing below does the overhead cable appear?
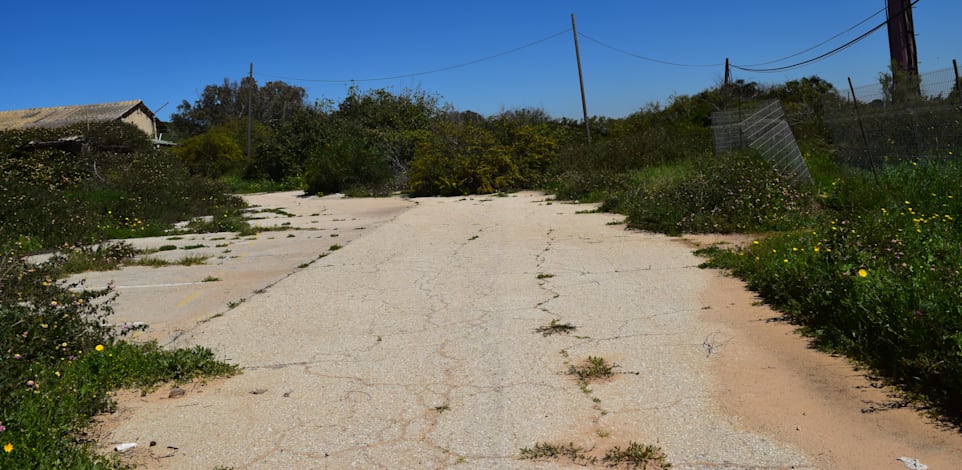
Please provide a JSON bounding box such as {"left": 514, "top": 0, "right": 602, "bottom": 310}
{"left": 257, "top": 28, "right": 571, "bottom": 83}
{"left": 577, "top": 32, "right": 722, "bottom": 68}
{"left": 732, "top": 0, "right": 921, "bottom": 73}
{"left": 740, "top": 4, "right": 889, "bottom": 67}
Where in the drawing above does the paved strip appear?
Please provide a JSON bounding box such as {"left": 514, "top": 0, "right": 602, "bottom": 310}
{"left": 98, "top": 192, "right": 810, "bottom": 469}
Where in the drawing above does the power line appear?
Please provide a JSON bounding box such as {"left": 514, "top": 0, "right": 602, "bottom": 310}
{"left": 740, "top": 4, "right": 889, "bottom": 67}
{"left": 732, "top": 0, "right": 921, "bottom": 73}
{"left": 576, "top": 32, "right": 722, "bottom": 68}
{"left": 256, "top": 28, "right": 571, "bottom": 84}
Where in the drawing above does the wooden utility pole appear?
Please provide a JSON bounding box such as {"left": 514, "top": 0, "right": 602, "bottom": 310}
{"left": 571, "top": 13, "right": 591, "bottom": 145}
{"left": 724, "top": 58, "right": 731, "bottom": 87}
{"left": 886, "top": 0, "right": 919, "bottom": 94}
{"left": 247, "top": 62, "right": 254, "bottom": 161}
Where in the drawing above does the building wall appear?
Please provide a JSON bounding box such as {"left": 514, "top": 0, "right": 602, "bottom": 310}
{"left": 121, "top": 109, "right": 156, "bottom": 138}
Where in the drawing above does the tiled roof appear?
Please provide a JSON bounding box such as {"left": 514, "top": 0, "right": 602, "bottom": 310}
{"left": 0, "top": 100, "right": 147, "bottom": 131}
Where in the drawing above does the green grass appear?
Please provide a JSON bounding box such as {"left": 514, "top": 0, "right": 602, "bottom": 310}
{"left": 697, "top": 157, "right": 962, "bottom": 420}
{"left": 131, "top": 254, "right": 209, "bottom": 268}
{"left": 0, "top": 250, "right": 237, "bottom": 468}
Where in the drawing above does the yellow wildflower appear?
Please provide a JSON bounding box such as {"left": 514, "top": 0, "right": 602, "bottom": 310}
{"left": 857, "top": 269, "right": 868, "bottom": 278}
{"left": 95, "top": 344, "right": 104, "bottom": 352}
{"left": 4, "top": 443, "right": 12, "bottom": 453}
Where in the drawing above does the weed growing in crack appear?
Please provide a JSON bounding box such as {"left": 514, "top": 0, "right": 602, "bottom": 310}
{"left": 433, "top": 404, "right": 450, "bottom": 413}
{"left": 520, "top": 441, "right": 669, "bottom": 469}
{"left": 568, "top": 356, "right": 614, "bottom": 386}
{"left": 536, "top": 272, "right": 554, "bottom": 279}
{"left": 227, "top": 298, "right": 246, "bottom": 309}
{"left": 602, "top": 442, "right": 671, "bottom": 469}
{"left": 329, "top": 244, "right": 342, "bottom": 251}
{"left": 519, "top": 442, "right": 593, "bottom": 464}
{"left": 535, "top": 319, "right": 576, "bottom": 336}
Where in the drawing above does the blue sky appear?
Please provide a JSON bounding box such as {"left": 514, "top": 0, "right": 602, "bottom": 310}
{"left": 2, "top": 1, "right": 959, "bottom": 121}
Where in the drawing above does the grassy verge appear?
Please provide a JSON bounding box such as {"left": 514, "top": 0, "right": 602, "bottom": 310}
{"left": 0, "top": 250, "right": 238, "bottom": 468}
{"left": 697, "top": 158, "right": 962, "bottom": 419}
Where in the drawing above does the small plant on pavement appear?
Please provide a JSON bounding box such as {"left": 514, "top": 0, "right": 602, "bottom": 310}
{"left": 568, "top": 356, "right": 614, "bottom": 386}
{"left": 535, "top": 319, "right": 576, "bottom": 336}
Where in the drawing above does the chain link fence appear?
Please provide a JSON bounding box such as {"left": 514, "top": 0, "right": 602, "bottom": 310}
{"left": 712, "top": 100, "right": 813, "bottom": 186}
{"left": 823, "top": 65, "right": 962, "bottom": 167}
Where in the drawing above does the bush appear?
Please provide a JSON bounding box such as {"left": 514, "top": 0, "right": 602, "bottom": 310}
{"left": 1, "top": 125, "right": 245, "bottom": 251}
{"left": 408, "top": 120, "right": 519, "bottom": 196}
{"left": 700, "top": 158, "right": 962, "bottom": 419}
{"left": 303, "top": 136, "right": 393, "bottom": 195}
{"left": 173, "top": 125, "right": 246, "bottom": 178}
{"left": 619, "top": 151, "right": 816, "bottom": 235}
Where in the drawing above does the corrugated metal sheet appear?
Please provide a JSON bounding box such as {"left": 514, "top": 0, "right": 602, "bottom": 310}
{"left": 0, "top": 100, "right": 144, "bottom": 131}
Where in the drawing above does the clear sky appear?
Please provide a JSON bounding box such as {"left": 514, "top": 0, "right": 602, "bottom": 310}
{"left": 2, "top": 1, "right": 959, "bottom": 122}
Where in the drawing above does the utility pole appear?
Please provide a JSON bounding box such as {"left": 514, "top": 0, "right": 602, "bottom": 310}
{"left": 247, "top": 62, "right": 254, "bottom": 161}
{"left": 886, "top": 0, "right": 919, "bottom": 95}
{"left": 571, "top": 13, "right": 591, "bottom": 145}
{"left": 724, "top": 58, "right": 731, "bottom": 87}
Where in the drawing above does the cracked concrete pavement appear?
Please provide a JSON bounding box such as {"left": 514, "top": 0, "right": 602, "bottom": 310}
{"left": 91, "top": 191, "right": 962, "bottom": 469}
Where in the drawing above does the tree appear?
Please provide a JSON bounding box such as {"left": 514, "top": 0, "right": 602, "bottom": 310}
{"left": 333, "top": 86, "right": 444, "bottom": 172}
{"left": 170, "top": 78, "right": 307, "bottom": 138}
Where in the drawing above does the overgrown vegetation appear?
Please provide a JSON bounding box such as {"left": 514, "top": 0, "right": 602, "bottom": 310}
{"left": 3, "top": 63, "right": 961, "bottom": 468}
{"left": 0, "top": 250, "right": 237, "bottom": 468}
{"left": 0, "top": 122, "right": 244, "bottom": 252}
{"left": 698, "top": 158, "right": 962, "bottom": 419}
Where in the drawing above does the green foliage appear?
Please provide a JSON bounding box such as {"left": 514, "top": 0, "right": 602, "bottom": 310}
{"left": 1, "top": 125, "right": 245, "bottom": 251}
{"left": 0, "top": 249, "right": 237, "bottom": 468}
{"left": 170, "top": 77, "right": 306, "bottom": 138}
{"left": 56, "top": 242, "right": 140, "bottom": 275}
{"left": 303, "top": 135, "right": 393, "bottom": 195}
{"left": 617, "top": 152, "right": 816, "bottom": 235}
{"left": 699, "top": 159, "right": 962, "bottom": 419}
{"left": 246, "top": 105, "right": 332, "bottom": 183}
{"left": 408, "top": 120, "right": 518, "bottom": 196}
{"left": 174, "top": 125, "right": 246, "bottom": 177}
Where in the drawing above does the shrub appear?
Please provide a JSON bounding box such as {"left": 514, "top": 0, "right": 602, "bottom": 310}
{"left": 620, "top": 151, "right": 816, "bottom": 235}
{"left": 408, "top": 120, "right": 520, "bottom": 196}
{"left": 700, "top": 158, "right": 962, "bottom": 418}
{"left": 173, "top": 125, "right": 246, "bottom": 178}
{"left": 303, "top": 136, "right": 393, "bottom": 195}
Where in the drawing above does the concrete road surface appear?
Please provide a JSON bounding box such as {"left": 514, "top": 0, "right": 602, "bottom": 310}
{"left": 90, "top": 191, "right": 962, "bottom": 469}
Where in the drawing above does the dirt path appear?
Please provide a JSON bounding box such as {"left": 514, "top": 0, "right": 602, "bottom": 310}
{"left": 92, "top": 192, "right": 962, "bottom": 469}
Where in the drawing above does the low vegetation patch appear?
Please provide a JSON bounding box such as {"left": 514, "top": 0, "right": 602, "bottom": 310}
{"left": 520, "top": 441, "right": 670, "bottom": 469}
{"left": 0, "top": 250, "right": 237, "bottom": 468}
{"left": 610, "top": 151, "right": 816, "bottom": 235}
{"left": 699, "top": 158, "right": 962, "bottom": 419}
{"left": 568, "top": 356, "right": 615, "bottom": 386}
{"left": 535, "top": 319, "right": 576, "bottom": 336}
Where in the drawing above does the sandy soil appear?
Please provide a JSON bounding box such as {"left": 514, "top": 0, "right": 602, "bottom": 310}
{"left": 688, "top": 235, "right": 962, "bottom": 470}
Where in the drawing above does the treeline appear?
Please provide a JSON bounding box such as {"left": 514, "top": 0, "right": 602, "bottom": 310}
{"left": 167, "top": 75, "right": 850, "bottom": 199}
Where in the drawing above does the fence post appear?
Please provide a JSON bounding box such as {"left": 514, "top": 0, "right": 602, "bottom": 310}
{"left": 848, "top": 77, "right": 880, "bottom": 184}
{"left": 954, "top": 59, "right": 962, "bottom": 117}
